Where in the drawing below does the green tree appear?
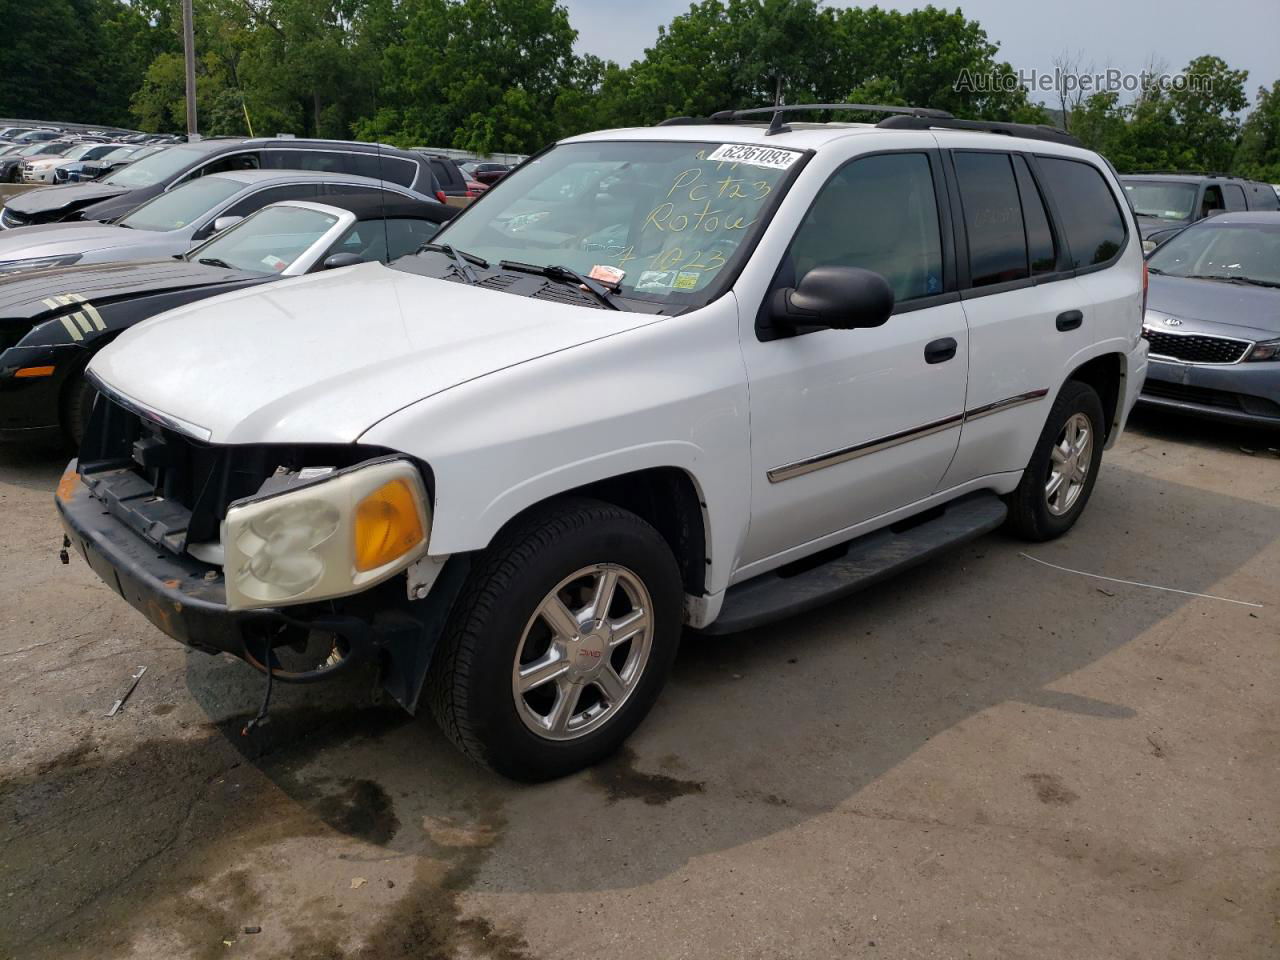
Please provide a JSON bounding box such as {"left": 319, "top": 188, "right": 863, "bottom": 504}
{"left": 1167, "top": 55, "right": 1248, "bottom": 172}
{"left": 1235, "top": 81, "right": 1280, "bottom": 181}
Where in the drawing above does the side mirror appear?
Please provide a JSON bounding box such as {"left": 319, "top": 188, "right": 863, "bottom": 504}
{"left": 322, "top": 252, "right": 365, "bottom": 270}
{"left": 769, "top": 265, "right": 894, "bottom": 335}
{"left": 212, "top": 215, "right": 242, "bottom": 233}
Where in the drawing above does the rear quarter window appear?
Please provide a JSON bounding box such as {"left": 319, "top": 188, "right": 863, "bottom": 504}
{"left": 349, "top": 153, "right": 418, "bottom": 187}
{"left": 1247, "top": 183, "right": 1279, "bottom": 211}
{"left": 1035, "top": 157, "right": 1127, "bottom": 269}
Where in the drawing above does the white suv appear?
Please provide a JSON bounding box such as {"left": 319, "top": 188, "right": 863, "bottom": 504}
{"left": 57, "top": 105, "right": 1148, "bottom": 780}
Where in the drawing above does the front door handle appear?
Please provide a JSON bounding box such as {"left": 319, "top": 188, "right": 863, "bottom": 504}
{"left": 924, "top": 337, "right": 958, "bottom": 364}
{"left": 1056, "top": 309, "right": 1083, "bottom": 331}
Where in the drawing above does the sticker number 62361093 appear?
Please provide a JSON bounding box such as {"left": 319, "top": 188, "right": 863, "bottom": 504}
{"left": 704, "top": 144, "right": 802, "bottom": 171}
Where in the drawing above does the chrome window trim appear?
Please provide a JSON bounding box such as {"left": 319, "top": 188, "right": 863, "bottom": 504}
{"left": 767, "top": 388, "right": 1049, "bottom": 483}
{"left": 87, "top": 371, "right": 213, "bottom": 442}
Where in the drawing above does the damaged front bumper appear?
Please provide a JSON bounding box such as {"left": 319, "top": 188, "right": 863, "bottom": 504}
{"left": 54, "top": 462, "right": 465, "bottom": 711}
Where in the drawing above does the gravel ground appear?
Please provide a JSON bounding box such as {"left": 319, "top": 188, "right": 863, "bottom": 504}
{"left": 1, "top": 407, "right": 1277, "bottom": 960}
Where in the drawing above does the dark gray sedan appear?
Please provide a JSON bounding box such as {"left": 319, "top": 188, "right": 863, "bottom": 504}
{"left": 1139, "top": 212, "right": 1280, "bottom": 427}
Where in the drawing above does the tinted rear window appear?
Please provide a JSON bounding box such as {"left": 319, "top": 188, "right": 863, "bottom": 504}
{"left": 1012, "top": 155, "right": 1057, "bottom": 275}
{"left": 954, "top": 152, "right": 1028, "bottom": 287}
{"left": 1036, "top": 157, "right": 1127, "bottom": 268}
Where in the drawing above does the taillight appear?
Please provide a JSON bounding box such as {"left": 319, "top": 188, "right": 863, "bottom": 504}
{"left": 436, "top": 190, "right": 447, "bottom": 204}
{"left": 1141, "top": 259, "right": 1149, "bottom": 326}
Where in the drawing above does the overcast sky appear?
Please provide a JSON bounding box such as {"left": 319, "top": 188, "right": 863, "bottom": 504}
{"left": 561, "top": 0, "right": 1279, "bottom": 107}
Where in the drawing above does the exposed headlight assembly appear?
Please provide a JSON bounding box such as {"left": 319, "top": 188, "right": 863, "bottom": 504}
{"left": 0, "top": 253, "right": 83, "bottom": 273}
{"left": 1244, "top": 338, "right": 1280, "bottom": 362}
{"left": 222, "top": 458, "right": 431, "bottom": 611}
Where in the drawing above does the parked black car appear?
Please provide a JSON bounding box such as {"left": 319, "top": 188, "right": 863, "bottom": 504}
{"left": 0, "top": 193, "right": 454, "bottom": 444}
{"left": 1, "top": 137, "right": 446, "bottom": 228}
{"left": 1121, "top": 173, "right": 1280, "bottom": 251}
{"left": 416, "top": 152, "right": 471, "bottom": 197}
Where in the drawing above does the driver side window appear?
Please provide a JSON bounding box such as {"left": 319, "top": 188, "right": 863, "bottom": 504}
{"left": 781, "top": 153, "right": 943, "bottom": 303}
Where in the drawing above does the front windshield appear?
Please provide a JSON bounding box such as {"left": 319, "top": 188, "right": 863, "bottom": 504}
{"left": 188, "top": 204, "right": 338, "bottom": 272}
{"left": 18, "top": 144, "right": 53, "bottom": 157}
{"left": 1123, "top": 181, "right": 1197, "bottom": 220}
{"left": 104, "top": 145, "right": 205, "bottom": 187}
{"left": 60, "top": 144, "right": 95, "bottom": 162}
{"left": 430, "top": 140, "right": 803, "bottom": 306}
{"left": 118, "top": 176, "right": 244, "bottom": 232}
{"left": 1147, "top": 221, "right": 1280, "bottom": 286}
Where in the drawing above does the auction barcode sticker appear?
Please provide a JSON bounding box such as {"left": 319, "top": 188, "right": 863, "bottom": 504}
{"left": 705, "top": 144, "right": 802, "bottom": 170}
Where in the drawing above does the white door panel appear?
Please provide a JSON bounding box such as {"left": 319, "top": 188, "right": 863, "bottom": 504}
{"left": 740, "top": 302, "right": 968, "bottom": 565}
{"left": 941, "top": 279, "right": 1088, "bottom": 486}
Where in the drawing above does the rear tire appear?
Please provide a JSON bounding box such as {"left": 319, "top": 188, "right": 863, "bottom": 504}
{"left": 426, "top": 497, "right": 684, "bottom": 781}
{"left": 1005, "top": 380, "right": 1105, "bottom": 541}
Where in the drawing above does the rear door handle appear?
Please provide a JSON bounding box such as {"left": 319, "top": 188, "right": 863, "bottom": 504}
{"left": 1056, "top": 310, "right": 1083, "bottom": 331}
{"left": 924, "top": 337, "right": 958, "bottom": 364}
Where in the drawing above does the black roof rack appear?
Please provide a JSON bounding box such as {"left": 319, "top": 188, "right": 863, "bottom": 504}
{"left": 659, "top": 103, "right": 952, "bottom": 136}
{"left": 876, "top": 115, "right": 1081, "bottom": 147}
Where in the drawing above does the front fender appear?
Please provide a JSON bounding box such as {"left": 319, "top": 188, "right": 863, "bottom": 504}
{"left": 359, "top": 296, "right": 752, "bottom": 594}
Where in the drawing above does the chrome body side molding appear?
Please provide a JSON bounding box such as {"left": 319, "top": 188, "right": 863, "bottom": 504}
{"left": 767, "top": 388, "right": 1049, "bottom": 483}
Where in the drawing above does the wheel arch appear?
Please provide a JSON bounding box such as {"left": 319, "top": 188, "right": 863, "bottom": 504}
{"left": 1064, "top": 350, "right": 1125, "bottom": 441}
{"left": 486, "top": 465, "right": 710, "bottom": 598}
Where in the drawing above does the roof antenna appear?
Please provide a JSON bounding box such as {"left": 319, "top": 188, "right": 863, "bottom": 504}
{"left": 765, "top": 109, "right": 791, "bottom": 136}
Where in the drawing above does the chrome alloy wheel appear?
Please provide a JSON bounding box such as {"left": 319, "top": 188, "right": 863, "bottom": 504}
{"left": 511, "top": 563, "right": 654, "bottom": 741}
{"left": 1045, "top": 411, "right": 1093, "bottom": 516}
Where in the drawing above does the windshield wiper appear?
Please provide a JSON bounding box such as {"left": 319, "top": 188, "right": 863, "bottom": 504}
{"left": 1218, "top": 276, "right": 1280, "bottom": 289}
{"left": 197, "top": 257, "right": 233, "bottom": 269}
{"left": 419, "top": 242, "right": 486, "bottom": 284}
{"left": 498, "top": 260, "right": 621, "bottom": 310}
{"left": 1180, "top": 273, "right": 1280, "bottom": 288}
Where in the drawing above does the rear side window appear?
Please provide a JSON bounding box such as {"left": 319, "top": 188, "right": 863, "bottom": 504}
{"left": 197, "top": 152, "right": 261, "bottom": 176}
{"left": 349, "top": 153, "right": 417, "bottom": 187}
{"left": 1036, "top": 157, "right": 1127, "bottom": 268}
{"left": 264, "top": 149, "right": 351, "bottom": 174}
{"left": 219, "top": 183, "right": 324, "bottom": 220}
{"left": 954, "top": 152, "right": 1028, "bottom": 287}
{"left": 1248, "top": 183, "right": 1280, "bottom": 210}
{"left": 784, "top": 152, "right": 944, "bottom": 302}
{"left": 1012, "top": 156, "right": 1057, "bottom": 274}
{"left": 1222, "top": 183, "right": 1247, "bottom": 211}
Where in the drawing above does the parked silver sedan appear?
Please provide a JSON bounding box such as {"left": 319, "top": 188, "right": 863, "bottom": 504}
{"left": 1139, "top": 212, "right": 1280, "bottom": 428}
{"left": 0, "top": 170, "right": 433, "bottom": 273}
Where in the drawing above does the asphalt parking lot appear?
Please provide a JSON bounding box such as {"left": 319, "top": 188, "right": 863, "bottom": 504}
{"left": 2, "top": 409, "right": 1277, "bottom": 960}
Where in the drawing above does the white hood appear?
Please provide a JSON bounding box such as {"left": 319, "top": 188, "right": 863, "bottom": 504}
{"left": 90, "top": 261, "right": 661, "bottom": 444}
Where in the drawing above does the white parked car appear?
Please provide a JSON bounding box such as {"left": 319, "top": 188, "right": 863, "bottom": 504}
{"left": 21, "top": 142, "right": 125, "bottom": 183}
{"left": 58, "top": 105, "right": 1148, "bottom": 780}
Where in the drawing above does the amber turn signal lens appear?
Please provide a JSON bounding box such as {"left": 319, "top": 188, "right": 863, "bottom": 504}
{"left": 353, "top": 477, "right": 425, "bottom": 572}
{"left": 15, "top": 365, "right": 55, "bottom": 378}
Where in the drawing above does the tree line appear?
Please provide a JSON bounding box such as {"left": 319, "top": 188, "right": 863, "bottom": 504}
{"left": 0, "top": 0, "right": 1276, "bottom": 180}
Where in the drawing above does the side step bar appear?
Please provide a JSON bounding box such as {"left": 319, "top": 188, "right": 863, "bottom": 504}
{"left": 703, "top": 493, "right": 1008, "bottom": 634}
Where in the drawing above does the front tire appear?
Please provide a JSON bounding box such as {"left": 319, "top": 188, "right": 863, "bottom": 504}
{"left": 60, "top": 372, "right": 97, "bottom": 449}
{"left": 426, "top": 497, "right": 684, "bottom": 781}
{"left": 1005, "top": 380, "right": 1105, "bottom": 541}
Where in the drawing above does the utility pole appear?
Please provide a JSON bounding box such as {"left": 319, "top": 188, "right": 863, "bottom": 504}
{"left": 182, "top": 0, "right": 197, "bottom": 138}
